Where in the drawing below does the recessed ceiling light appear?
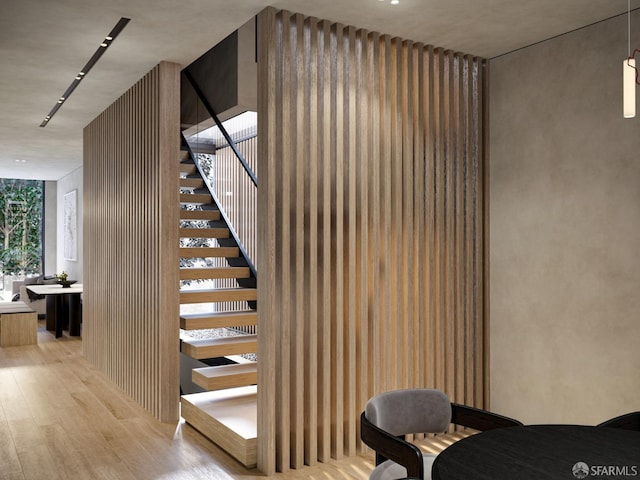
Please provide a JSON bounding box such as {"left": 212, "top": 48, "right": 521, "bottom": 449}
{"left": 390, "top": 0, "right": 399, "bottom": 4}
{"left": 15, "top": 159, "right": 27, "bottom": 163}
{"left": 39, "top": 17, "right": 130, "bottom": 128}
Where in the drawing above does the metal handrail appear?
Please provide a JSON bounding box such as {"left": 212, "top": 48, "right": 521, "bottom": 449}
{"left": 183, "top": 69, "right": 258, "bottom": 187}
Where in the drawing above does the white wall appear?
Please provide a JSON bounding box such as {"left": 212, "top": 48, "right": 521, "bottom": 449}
{"left": 56, "top": 167, "right": 83, "bottom": 281}
{"left": 490, "top": 12, "right": 640, "bottom": 424}
{"left": 43, "top": 180, "right": 57, "bottom": 274}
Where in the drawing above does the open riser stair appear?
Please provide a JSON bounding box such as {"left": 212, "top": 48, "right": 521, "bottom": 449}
{"left": 178, "top": 140, "right": 258, "bottom": 468}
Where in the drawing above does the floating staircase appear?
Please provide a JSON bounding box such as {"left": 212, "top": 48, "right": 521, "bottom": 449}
{"left": 181, "top": 385, "right": 257, "bottom": 468}
{"left": 178, "top": 144, "right": 258, "bottom": 468}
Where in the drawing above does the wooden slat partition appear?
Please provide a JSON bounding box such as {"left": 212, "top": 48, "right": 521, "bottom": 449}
{"left": 258, "top": 7, "right": 487, "bottom": 473}
{"left": 213, "top": 137, "right": 259, "bottom": 270}
{"left": 83, "top": 62, "right": 181, "bottom": 422}
{"left": 186, "top": 137, "right": 258, "bottom": 325}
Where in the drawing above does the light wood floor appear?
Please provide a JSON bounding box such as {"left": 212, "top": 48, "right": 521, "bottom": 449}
{"left": 0, "top": 323, "right": 376, "bottom": 480}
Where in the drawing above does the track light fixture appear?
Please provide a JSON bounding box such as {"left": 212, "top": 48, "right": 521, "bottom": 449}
{"left": 40, "top": 17, "right": 130, "bottom": 127}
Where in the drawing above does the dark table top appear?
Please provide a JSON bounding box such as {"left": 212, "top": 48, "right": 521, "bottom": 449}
{"left": 431, "top": 425, "right": 640, "bottom": 480}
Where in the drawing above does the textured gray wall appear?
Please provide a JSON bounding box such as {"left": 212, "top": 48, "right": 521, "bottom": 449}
{"left": 490, "top": 11, "right": 640, "bottom": 425}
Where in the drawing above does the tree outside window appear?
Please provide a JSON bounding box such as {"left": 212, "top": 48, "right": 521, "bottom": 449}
{"left": 0, "top": 179, "right": 43, "bottom": 293}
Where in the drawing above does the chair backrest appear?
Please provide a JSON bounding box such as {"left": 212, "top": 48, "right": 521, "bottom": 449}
{"left": 450, "top": 403, "right": 524, "bottom": 431}
{"left": 597, "top": 411, "right": 640, "bottom": 431}
{"left": 11, "top": 280, "right": 24, "bottom": 295}
{"left": 364, "top": 388, "right": 451, "bottom": 437}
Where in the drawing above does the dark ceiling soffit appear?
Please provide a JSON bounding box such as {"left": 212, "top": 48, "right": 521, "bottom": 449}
{"left": 39, "top": 17, "right": 131, "bottom": 128}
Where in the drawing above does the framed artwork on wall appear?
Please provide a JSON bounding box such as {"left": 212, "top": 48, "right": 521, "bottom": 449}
{"left": 63, "top": 189, "right": 77, "bottom": 261}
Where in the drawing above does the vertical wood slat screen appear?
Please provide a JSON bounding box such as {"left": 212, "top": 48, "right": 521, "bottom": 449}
{"left": 83, "top": 62, "right": 181, "bottom": 422}
{"left": 257, "top": 7, "right": 487, "bottom": 474}
{"left": 197, "top": 137, "right": 258, "bottom": 330}
{"left": 216, "top": 137, "right": 258, "bottom": 267}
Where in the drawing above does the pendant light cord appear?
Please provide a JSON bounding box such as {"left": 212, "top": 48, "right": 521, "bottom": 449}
{"left": 628, "top": 0, "right": 640, "bottom": 85}
{"left": 629, "top": 49, "right": 640, "bottom": 85}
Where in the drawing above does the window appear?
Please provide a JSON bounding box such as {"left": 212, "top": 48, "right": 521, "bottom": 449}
{"left": 0, "top": 179, "right": 44, "bottom": 298}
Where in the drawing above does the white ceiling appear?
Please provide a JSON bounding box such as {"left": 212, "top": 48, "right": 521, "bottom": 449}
{"left": 1, "top": 0, "right": 638, "bottom": 181}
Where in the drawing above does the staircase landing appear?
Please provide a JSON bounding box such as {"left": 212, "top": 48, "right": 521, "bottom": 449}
{"left": 181, "top": 385, "right": 257, "bottom": 468}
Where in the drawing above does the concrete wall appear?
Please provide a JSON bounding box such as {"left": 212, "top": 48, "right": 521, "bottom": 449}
{"left": 56, "top": 166, "right": 82, "bottom": 281}
{"left": 490, "top": 11, "right": 640, "bottom": 424}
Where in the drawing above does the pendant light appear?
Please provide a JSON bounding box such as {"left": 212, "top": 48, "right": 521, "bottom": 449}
{"left": 623, "top": 0, "right": 639, "bottom": 118}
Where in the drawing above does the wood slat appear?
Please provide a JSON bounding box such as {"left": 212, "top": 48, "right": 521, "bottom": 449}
{"left": 257, "top": 7, "right": 486, "bottom": 473}
{"left": 257, "top": 6, "right": 278, "bottom": 475}
{"left": 303, "top": 14, "right": 320, "bottom": 466}
{"left": 83, "top": 62, "right": 180, "bottom": 423}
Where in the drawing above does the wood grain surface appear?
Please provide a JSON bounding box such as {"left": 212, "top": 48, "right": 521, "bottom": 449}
{"left": 0, "top": 327, "right": 403, "bottom": 479}
{"left": 83, "top": 61, "right": 181, "bottom": 423}
{"left": 257, "top": 7, "right": 488, "bottom": 473}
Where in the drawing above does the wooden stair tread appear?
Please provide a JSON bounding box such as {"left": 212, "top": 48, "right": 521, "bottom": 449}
{"left": 179, "top": 247, "right": 239, "bottom": 258}
{"left": 192, "top": 362, "right": 258, "bottom": 391}
{"left": 182, "top": 335, "right": 257, "bottom": 347}
{"left": 179, "top": 227, "right": 230, "bottom": 239}
{"left": 181, "top": 386, "right": 257, "bottom": 467}
{"left": 180, "top": 311, "right": 257, "bottom": 330}
{"left": 180, "top": 267, "right": 250, "bottom": 280}
{"left": 179, "top": 163, "right": 196, "bottom": 174}
{"left": 180, "top": 288, "right": 258, "bottom": 304}
{"left": 193, "top": 362, "right": 257, "bottom": 377}
{"left": 181, "top": 335, "right": 257, "bottom": 359}
{"left": 180, "top": 178, "right": 204, "bottom": 189}
{"left": 180, "top": 209, "right": 220, "bottom": 221}
{"left": 180, "top": 193, "right": 211, "bottom": 205}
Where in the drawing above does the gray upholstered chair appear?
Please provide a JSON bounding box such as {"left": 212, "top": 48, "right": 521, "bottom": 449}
{"left": 361, "top": 388, "right": 523, "bottom": 480}
{"left": 597, "top": 411, "right": 640, "bottom": 431}
{"left": 14, "top": 276, "right": 57, "bottom": 318}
